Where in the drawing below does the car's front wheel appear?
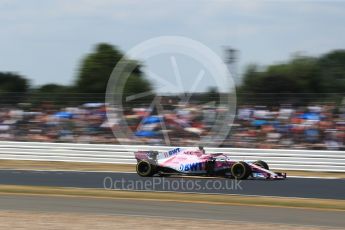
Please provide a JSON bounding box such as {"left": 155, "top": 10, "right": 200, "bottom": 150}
{"left": 136, "top": 160, "right": 156, "bottom": 177}
{"left": 230, "top": 161, "right": 251, "bottom": 180}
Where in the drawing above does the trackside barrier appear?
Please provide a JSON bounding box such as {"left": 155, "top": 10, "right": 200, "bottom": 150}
{"left": 0, "top": 141, "right": 344, "bottom": 172}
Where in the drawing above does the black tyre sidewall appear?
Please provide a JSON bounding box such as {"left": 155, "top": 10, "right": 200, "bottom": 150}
{"left": 136, "top": 161, "right": 154, "bottom": 177}
{"left": 231, "top": 162, "right": 251, "bottom": 180}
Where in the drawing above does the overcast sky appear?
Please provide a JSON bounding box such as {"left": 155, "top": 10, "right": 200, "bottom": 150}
{"left": 1, "top": 0, "right": 345, "bottom": 90}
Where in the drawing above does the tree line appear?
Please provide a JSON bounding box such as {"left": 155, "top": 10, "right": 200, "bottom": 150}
{"left": 238, "top": 50, "right": 345, "bottom": 104}
{"left": 0, "top": 43, "right": 152, "bottom": 106}
{"left": 1, "top": 43, "right": 345, "bottom": 106}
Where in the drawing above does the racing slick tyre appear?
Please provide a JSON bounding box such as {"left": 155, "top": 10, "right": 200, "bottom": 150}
{"left": 253, "top": 160, "right": 269, "bottom": 170}
{"left": 136, "top": 160, "right": 156, "bottom": 177}
{"left": 231, "top": 161, "right": 251, "bottom": 180}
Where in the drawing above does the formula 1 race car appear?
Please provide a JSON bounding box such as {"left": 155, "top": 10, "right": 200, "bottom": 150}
{"left": 134, "top": 147, "right": 286, "bottom": 180}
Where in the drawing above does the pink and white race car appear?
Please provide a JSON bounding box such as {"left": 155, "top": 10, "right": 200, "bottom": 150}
{"left": 134, "top": 147, "right": 286, "bottom": 180}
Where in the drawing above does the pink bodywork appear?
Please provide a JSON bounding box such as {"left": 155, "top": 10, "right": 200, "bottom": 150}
{"left": 134, "top": 147, "right": 286, "bottom": 179}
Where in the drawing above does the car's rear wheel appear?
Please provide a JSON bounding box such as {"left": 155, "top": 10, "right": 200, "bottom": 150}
{"left": 231, "top": 161, "right": 251, "bottom": 180}
{"left": 253, "top": 160, "right": 269, "bottom": 170}
{"left": 136, "top": 160, "right": 156, "bottom": 177}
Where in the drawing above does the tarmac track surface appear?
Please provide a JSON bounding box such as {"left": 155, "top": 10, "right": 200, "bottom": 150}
{"left": 0, "top": 195, "right": 344, "bottom": 228}
{"left": 0, "top": 170, "right": 344, "bottom": 199}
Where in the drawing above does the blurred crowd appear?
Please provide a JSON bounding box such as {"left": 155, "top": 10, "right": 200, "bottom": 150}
{"left": 0, "top": 102, "right": 344, "bottom": 150}
{"left": 231, "top": 104, "right": 345, "bottom": 150}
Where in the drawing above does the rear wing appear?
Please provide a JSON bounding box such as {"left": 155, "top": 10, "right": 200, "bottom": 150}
{"left": 134, "top": 147, "right": 183, "bottom": 162}
{"left": 134, "top": 151, "right": 159, "bottom": 162}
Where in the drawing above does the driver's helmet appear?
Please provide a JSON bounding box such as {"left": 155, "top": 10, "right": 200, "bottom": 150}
{"left": 198, "top": 146, "right": 205, "bottom": 154}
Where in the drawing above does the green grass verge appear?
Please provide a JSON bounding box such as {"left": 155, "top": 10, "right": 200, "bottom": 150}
{"left": 0, "top": 185, "right": 344, "bottom": 211}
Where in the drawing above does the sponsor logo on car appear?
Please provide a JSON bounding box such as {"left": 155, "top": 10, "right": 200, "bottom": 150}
{"left": 163, "top": 148, "right": 181, "bottom": 158}
{"left": 179, "top": 162, "right": 204, "bottom": 172}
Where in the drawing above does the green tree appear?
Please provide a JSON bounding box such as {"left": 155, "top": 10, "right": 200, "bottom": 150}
{"left": 36, "top": 83, "right": 70, "bottom": 93}
{"left": 200, "top": 86, "right": 219, "bottom": 104}
{"left": 0, "top": 72, "right": 29, "bottom": 93}
{"left": 238, "top": 51, "right": 345, "bottom": 105}
{"left": 30, "top": 84, "right": 76, "bottom": 106}
{"left": 0, "top": 72, "right": 29, "bottom": 105}
{"left": 75, "top": 43, "right": 153, "bottom": 103}
{"left": 75, "top": 43, "right": 123, "bottom": 94}
{"left": 317, "top": 50, "right": 345, "bottom": 93}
